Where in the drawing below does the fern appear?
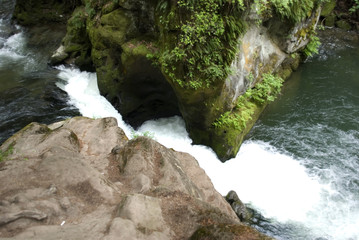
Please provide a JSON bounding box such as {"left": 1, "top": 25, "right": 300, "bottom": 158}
{"left": 157, "top": 0, "right": 246, "bottom": 89}
{"left": 304, "top": 35, "right": 321, "bottom": 57}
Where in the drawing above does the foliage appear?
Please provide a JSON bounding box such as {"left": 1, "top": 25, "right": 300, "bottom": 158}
{"left": 250, "top": 73, "right": 284, "bottom": 104}
{"left": 131, "top": 130, "right": 155, "bottom": 139}
{"left": 0, "top": 145, "right": 14, "bottom": 162}
{"left": 156, "top": 0, "right": 246, "bottom": 89}
{"left": 303, "top": 34, "right": 321, "bottom": 57}
{"left": 212, "top": 102, "right": 255, "bottom": 131}
{"left": 85, "top": 1, "right": 97, "bottom": 18}
{"left": 350, "top": 0, "right": 359, "bottom": 13}
{"left": 213, "top": 73, "right": 283, "bottom": 131}
{"left": 254, "top": 0, "right": 323, "bottom": 23}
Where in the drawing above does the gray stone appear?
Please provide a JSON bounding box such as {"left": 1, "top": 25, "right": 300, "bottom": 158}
{"left": 0, "top": 117, "right": 269, "bottom": 239}
{"left": 118, "top": 194, "right": 165, "bottom": 231}
{"left": 225, "top": 190, "right": 251, "bottom": 222}
{"left": 49, "top": 45, "right": 68, "bottom": 65}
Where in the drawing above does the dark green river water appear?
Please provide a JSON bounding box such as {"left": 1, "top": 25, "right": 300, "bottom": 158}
{"left": 247, "top": 29, "right": 359, "bottom": 239}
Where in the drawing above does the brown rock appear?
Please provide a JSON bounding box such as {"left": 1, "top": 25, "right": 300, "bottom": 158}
{"left": 0, "top": 117, "right": 272, "bottom": 239}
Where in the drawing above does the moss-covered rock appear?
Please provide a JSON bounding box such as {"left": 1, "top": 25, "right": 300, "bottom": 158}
{"left": 46, "top": 0, "right": 323, "bottom": 161}
{"left": 321, "top": 0, "right": 336, "bottom": 17}
{"left": 325, "top": 13, "right": 337, "bottom": 27}
{"left": 336, "top": 19, "right": 352, "bottom": 30}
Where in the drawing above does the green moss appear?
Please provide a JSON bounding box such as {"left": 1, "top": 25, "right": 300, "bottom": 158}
{"left": 336, "top": 19, "right": 352, "bottom": 31}
{"left": 207, "top": 74, "right": 283, "bottom": 160}
{"left": 121, "top": 39, "right": 158, "bottom": 67}
{"left": 85, "top": 7, "right": 137, "bottom": 98}
{"left": 324, "top": 14, "right": 336, "bottom": 27}
{"left": 0, "top": 143, "right": 14, "bottom": 163}
{"left": 321, "top": 0, "right": 336, "bottom": 17}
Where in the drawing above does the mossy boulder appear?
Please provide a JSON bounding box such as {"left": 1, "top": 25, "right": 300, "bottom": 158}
{"left": 321, "top": 0, "right": 336, "bottom": 17}
{"left": 324, "top": 13, "right": 337, "bottom": 27}
{"left": 336, "top": 19, "right": 352, "bottom": 30}
{"left": 48, "top": 0, "right": 323, "bottom": 161}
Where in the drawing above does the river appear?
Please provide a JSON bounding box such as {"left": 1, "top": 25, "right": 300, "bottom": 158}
{"left": 1, "top": 2, "right": 359, "bottom": 239}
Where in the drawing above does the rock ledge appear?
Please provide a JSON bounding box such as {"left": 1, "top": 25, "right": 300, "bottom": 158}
{"left": 0, "top": 117, "right": 272, "bottom": 239}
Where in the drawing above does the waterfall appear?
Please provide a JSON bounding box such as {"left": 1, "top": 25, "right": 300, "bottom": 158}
{"left": 56, "top": 65, "right": 354, "bottom": 240}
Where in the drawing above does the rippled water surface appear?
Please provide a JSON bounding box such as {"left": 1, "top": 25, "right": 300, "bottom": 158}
{"left": 247, "top": 30, "right": 359, "bottom": 239}
{"left": 0, "top": 2, "right": 79, "bottom": 144}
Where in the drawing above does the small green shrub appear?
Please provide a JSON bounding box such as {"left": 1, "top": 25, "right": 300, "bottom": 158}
{"left": 251, "top": 73, "right": 284, "bottom": 104}
{"left": 253, "top": 0, "right": 323, "bottom": 23}
{"left": 213, "top": 73, "right": 283, "bottom": 131}
{"left": 131, "top": 131, "right": 155, "bottom": 139}
{"left": 303, "top": 35, "right": 321, "bottom": 57}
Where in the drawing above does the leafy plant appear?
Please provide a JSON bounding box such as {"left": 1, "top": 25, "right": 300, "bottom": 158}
{"left": 254, "top": 0, "right": 323, "bottom": 23}
{"left": 157, "top": 0, "right": 246, "bottom": 89}
{"left": 131, "top": 131, "right": 155, "bottom": 139}
{"left": 213, "top": 73, "right": 283, "bottom": 131}
{"left": 251, "top": 73, "right": 284, "bottom": 104}
{"left": 303, "top": 35, "right": 321, "bottom": 57}
{"left": 349, "top": 0, "right": 359, "bottom": 13}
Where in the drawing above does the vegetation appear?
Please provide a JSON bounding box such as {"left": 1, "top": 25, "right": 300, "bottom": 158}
{"left": 131, "top": 131, "right": 155, "bottom": 139}
{"left": 253, "top": 0, "right": 327, "bottom": 22}
{"left": 213, "top": 73, "right": 284, "bottom": 131}
{"left": 156, "top": 0, "right": 246, "bottom": 89}
{"left": 0, "top": 144, "right": 14, "bottom": 162}
{"left": 350, "top": 0, "right": 359, "bottom": 13}
{"left": 153, "top": 0, "right": 324, "bottom": 90}
{"left": 304, "top": 34, "right": 321, "bottom": 57}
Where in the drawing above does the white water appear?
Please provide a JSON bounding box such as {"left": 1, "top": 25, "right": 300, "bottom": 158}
{"left": 56, "top": 66, "right": 133, "bottom": 137}
{"left": 0, "top": 31, "right": 25, "bottom": 61}
{"left": 56, "top": 66, "right": 353, "bottom": 239}
{"left": 0, "top": 20, "right": 35, "bottom": 70}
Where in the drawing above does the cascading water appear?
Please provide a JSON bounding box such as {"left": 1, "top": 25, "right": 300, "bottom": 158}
{"left": 245, "top": 30, "right": 359, "bottom": 239}
{"left": 1, "top": 2, "right": 359, "bottom": 238}
{"left": 54, "top": 30, "right": 359, "bottom": 240}
{"left": 0, "top": 1, "right": 79, "bottom": 144}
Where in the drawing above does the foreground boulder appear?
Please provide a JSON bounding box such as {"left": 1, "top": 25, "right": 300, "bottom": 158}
{"left": 0, "top": 117, "right": 272, "bottom": 239}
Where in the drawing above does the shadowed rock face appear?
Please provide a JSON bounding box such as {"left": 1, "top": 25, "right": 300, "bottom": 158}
{"left": 109, "top": 56, "right": 181, "bottom": 128}
{"left": 12, "top": 0, "right": 81, "bottom": 26}
{"left": 0, "top": 117, "right": 273, "bottom": 239}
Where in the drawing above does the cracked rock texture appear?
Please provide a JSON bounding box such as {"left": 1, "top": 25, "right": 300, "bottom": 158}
{"left": 0, "top": 117, "right": 272, "bottom": 239}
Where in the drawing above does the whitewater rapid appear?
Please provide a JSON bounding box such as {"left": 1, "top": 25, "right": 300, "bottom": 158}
{"left": 57, "top": 68, "right": 318, "bottom": 215}
{"left": 56, "top": 66, "right": 359, "bottom": 240}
